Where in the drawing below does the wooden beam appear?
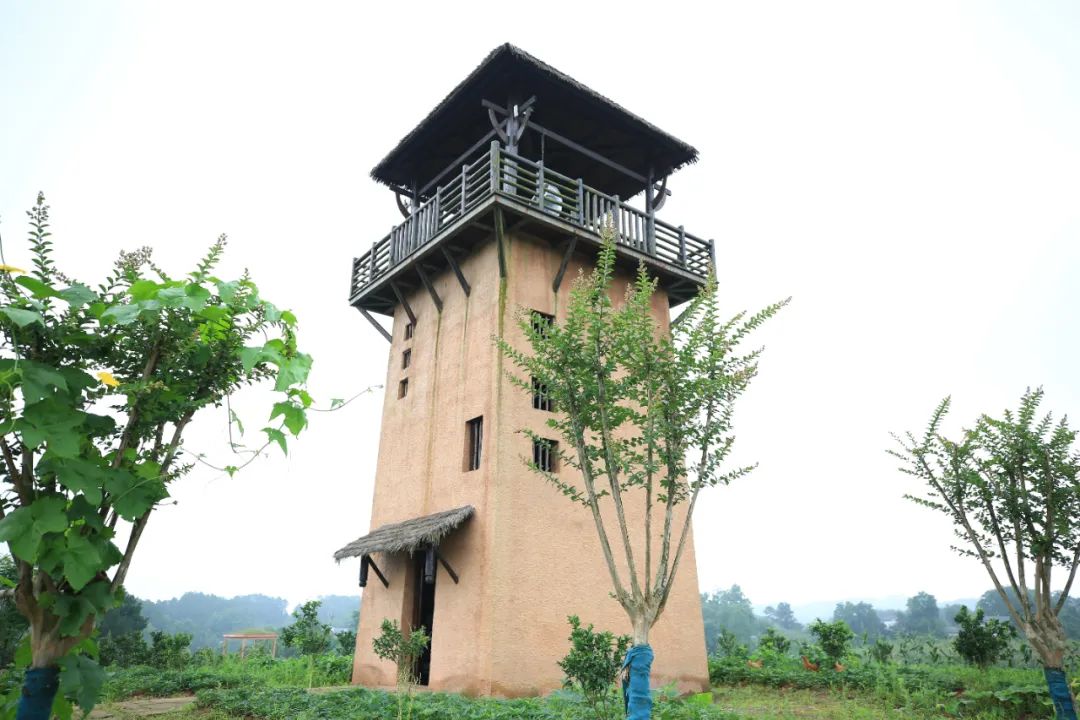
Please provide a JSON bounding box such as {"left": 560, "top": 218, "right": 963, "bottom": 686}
{"left": 416, "top": 265, "right": 443, "bottom": 313}
{"left": 552, "top": 236, "right": 577, "bottom": 293}
{"left": 494, "top": 206, "right": 507, "bottom": 278}
{"left": 360, "top": 555, "right": 389, "bottom": 588}
{"left": 357, "top": 307, "right": 392, "bottom": 342}
{"left": 671, "top": 305, "right": 695, "bottom": 329}
{"left": 530, "top": 121, "right": 672, "bottom": 195}
{"left": 435, "top": 549, "right": 460, "bottom": 584}
{"left": 442, "top": 247, "right": 470, "bottom": 296}
{"left": 389, "top": 281, "right": 416, "bottom": 326}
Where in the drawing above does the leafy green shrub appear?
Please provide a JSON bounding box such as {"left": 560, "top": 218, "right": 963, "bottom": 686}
{"left": 194, "top": 685, "right": 738, "bottom": 720}
{"left": 281, "top": 601, "right": 333, "bottom": 656}
{"left": 99, "top": 631, "right": 149, "bottom": 668}
{"left": 868, "top": 638, "right": 894, "bottom": 664}
{"left": 714, "top": 629, "right": 748, "bottom": 659}
{"left": 557, "top": 615, "right": 631, "bottom": 720}
{"left": 756, "top": 628, "right": 790, "bottom": 656}
{"left": 335, "top": 630, "right": 357, "bottom": 654}
{"left": 147, "top": 631, "right": 193, "bottom": 670}
{"left": 953, "top": 606, "right": 1016, "bottom": 669}
{"left": 808, "top": 619, "right": 853, "bottom": 665}
{"left": 372, "top": 619, "right": 429, "bottom": 687}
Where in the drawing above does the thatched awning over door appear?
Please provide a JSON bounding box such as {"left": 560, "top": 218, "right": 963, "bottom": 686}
{"left": 333, "top": 505, "right": 475, "bottom": 562}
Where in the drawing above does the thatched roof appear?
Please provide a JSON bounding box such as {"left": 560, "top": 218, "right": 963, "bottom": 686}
{"left": 370, "top": 44, "right": 698, "bottom": 200}
{"left": 333, "top": 505, "right": 475, "bottom": 562}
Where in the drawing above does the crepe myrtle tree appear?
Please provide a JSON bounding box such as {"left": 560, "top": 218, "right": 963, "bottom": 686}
{"left": 891, "top": 389, "right": 1080, "bottom": 720}
{"left": 497, "top": 233, "right": 787, "bottom": 719}
{"left": 0, "top": 194, "right": 313, "bottom": 720}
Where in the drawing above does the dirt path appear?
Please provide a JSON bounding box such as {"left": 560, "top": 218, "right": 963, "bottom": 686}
{"left": 89, "top": 696, "right": 195, "bottom": 719}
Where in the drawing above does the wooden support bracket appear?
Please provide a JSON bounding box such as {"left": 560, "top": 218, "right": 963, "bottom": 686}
{"left": 416, "top": 265, "right": 443, "bottom": 313}
{"left": 552, "top": 236, "right": 577, "bottom": 293}
{"left": 442, "top": 247, "right": 471, "bottom": 296}
{"left": 357, "top": 307, "right": 392, "bottom": 343}
{"left": 435, "top": 549, "right": 460, "bottom": 584}
{"left": 360, "top": 555, "right": 389, "bottom": 588}
{"left": 389, "top": 281, "right": 416, "bottom": 326}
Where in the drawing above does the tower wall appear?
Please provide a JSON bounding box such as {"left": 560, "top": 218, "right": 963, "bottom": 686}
{"left": 353, "top": 231, "right": 708, "bottom": 696}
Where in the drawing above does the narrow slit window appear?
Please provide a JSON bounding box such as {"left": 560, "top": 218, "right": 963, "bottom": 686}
{"left": 465, "top": 417, "right": 483, "bottom": 471}
{"left": 532, "top": 438, "right": 558, "bottom": 473}
{"left": 404, "top": 322, "right": 415, "bottom": 340}
{"left": 402, "top": 349, "right": 412, "bottom": 369}
{"left": 531, "top": 311, "right": 554, "bottom": 338}
{"left": 531, "top": 376, "right": 553, "bottom": 412}
{"left": 398, "top": 378, "right": 409, "bottom": 399}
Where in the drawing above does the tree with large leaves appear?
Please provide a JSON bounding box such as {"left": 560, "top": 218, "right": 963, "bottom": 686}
{"left": 498, "top": 235, "right": 787, "bottom": 719}
{"left": 0, "top": 194, "right": 313, "bottom": 719}
{"left": 892, "top": 389, "right": 1079, "bottom": 719}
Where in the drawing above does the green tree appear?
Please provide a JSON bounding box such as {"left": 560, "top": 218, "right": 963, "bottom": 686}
{"left": 0, "top": 194, "right": 312, "bottom": 719}
{"left": 808, "top": 619, "right": 854, "bottom": 666}
{"left": 497, "top": 235, "right": 786, "bottom": 719}
{"left": 0, "top": 555, "right": 26, "bottom": 667}
{"left": 764, "top": 601, "right": 802, "bottom": 631}
{"left": 557, "top": 615, "right": 631, "bottom": 720}
{"left": 832, "top": 602, "right": 886, "bottom": 640}
{"left": 953, "top": 606, "right": 1016, "bottom": 669}
{"left": 892, "top": 389, "right": 1080, "bottom": 718}
{"left": 895, "top": 591, "right": 945, "bottom": 637}
{"left": 97, "top": 591, "right": 147, "bottom": 639}
{"left": 280, "top": 600, "right": 332, "bottom": 656}
{"left": 701, "top": 586, "right": 764, "bottom": 650}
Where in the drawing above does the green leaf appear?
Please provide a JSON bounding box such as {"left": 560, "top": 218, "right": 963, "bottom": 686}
{"left": 16, "top": 398, "right": 86, "bottom": 457}
{"left": 14, "top": 275, "right": 60, "bottom": 298}
{"left": 58, "top": 653, "right": 106, "bottom": 712}
{"left": 0, "top": 496, "right": 68, "bottom": 562}
{"left": 0, "top": 306, "right": 44, "bottom": 327}
{"left": 270, "top": 401, "right": 307, "bottom": 435}
{"left": 103, "top": 469, "right": 165, "bottom": 521}
{"left": 274, "top": 352, "right": 312, "bottom": 391}
{"left": 47, "top": 457, "right": 109, "bottom": 505}
{"left": 263, "top": 427, "right": 288, "bottom": 454}
{"left": 183, "top": 283, "right": 211, "bottom": 311}
{"left": 58, "top": 283, "right": 96, "bottom": 307}
{"left": 60, "top": 534, "right": 103, "bottom": 591}
{"left": 129, "top": 280, "right": 160, "bottom": 302}
{"left": 330, "top": 398, "right": 345, "bottom": 409}
{"left": 19, "top": 361, "right": 68, "bottom": 403}
{"left": 100, "top": 304, "right": 140, "bottom": 325}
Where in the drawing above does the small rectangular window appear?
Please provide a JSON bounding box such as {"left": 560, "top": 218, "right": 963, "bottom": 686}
{"left": 532, "top": 376, "right": 553, "bottom": 412}
{"left": 465, "top": 417, "right": 483, "bottom": 471}
{"left": 532, "top": 438, "right": 558, "bottom": 473}
{"left": 404, "top": 322, "right": 415, "bottom": 340}
{"left": 398, "top": 379, "right": 409, "bottom": 399}
{"left": 402, "top": 349, "right": 412, "bottom": 369}
{"left": 531, "top": 311, "right": 554, "bottom": 337}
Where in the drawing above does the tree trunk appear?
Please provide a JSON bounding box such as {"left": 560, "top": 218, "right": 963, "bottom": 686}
{"left": 1023, "top": 613, "right": 1078, "bottom": 720}
{"left": 623, "top": 610, "right": 654, "bottom": 720}
{"left": 15, "top": 589, "right": 96, "bottom": 720}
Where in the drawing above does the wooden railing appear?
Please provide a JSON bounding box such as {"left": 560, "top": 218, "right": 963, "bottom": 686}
{"left": 351, "top": 142, "right": 714, "bottom": 299}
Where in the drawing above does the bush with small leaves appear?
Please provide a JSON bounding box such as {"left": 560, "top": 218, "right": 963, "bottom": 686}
{"left": 757, "top": 628, "right": 791, "bottom": 656}
{"left": 557, "top": 615, "right": 631, "bottom": 720}
{"left": 954, "top": 606, "right": 1016, "bottom": 669}
{"left": 808, "top": 619, "right": 853, "bottom": 666}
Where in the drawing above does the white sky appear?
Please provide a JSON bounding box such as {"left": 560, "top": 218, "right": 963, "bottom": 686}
{"left": 1, "top": 1, "right": 1078, "bottom": 612}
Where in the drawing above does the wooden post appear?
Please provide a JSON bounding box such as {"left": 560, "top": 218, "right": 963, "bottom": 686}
{"left": 433, "top": 186, "right": 442, "bottom": 235}
{"left": 612, "top": 195, "right": 621, "bottom": 240}
{"left": 645, "top": 169, "right": 657, "bottom": 255}
{"left": 537, "top": 161, "right": 545, "bottom": 210}
{"left": 576, "top": 179, "right": 584, "bottom": 225}
{"left": 240, "top": 638, "right": 246, "bottom": 659}
{"left": 678, "top": 226, "right": 687, "bottom": 266}
{"left": 489, "top": 141, "right": 500, "bottom": 195}
{"left": 460, "top": 164, "right": 467, "bottom": 213}
{"left": 271, "top": 638, "right": 277, "bottom": 658}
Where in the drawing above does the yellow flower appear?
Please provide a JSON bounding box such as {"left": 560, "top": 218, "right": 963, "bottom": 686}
{"left": 97, "top": 371, "right": 120, "bottom": 388}
{"left": 0, "top": 264, "right": 26, "bottom": 274}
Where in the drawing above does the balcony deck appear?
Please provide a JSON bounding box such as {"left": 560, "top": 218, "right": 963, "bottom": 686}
{"left": 350, "top": 142, "right": 714, "bottom": 314}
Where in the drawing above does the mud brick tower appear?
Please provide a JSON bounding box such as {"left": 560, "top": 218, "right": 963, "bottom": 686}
{"left": 335, "top": 44, "right": 713, "bottom": 697}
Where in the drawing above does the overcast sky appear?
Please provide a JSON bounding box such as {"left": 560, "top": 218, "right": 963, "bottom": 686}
{"left": 2, "top": 1, "right": 1078, "bottom": 612}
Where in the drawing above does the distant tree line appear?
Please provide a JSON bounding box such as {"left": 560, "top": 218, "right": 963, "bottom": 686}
{"left": 700, "top": 585, "right": 1080, "bottom": 653}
